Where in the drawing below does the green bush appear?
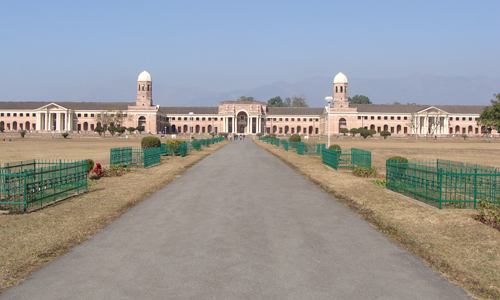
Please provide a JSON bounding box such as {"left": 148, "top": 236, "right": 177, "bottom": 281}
{"left": 0, "top": 126, "right": 4, "bottom": 132}
{"left": 87, "top": 159, "right": 94, "bottom": 174}
{"left": 256, "top": 133, "right": 263, "bottom": 137}
{"left": 359, "top": 129, "right": 370, "bottom": 139}
{"left": 340, "top": 128, "right": 349, "bottom": 136}
{"left": 127, "top": 127, "right": 136, "bottom": 134}
{"left": 461, "top": 134, "right": 468, "bottom": 140}
{"left": 329, "top": 144, "right": 341, "bottom": 151}
{"left": 61, "top": 133, "right": 69, "bottom": 139}
{"left": 136, "top": 126, "right": 145, "bottom": 133}
{"left": 380, "top": 130, "right": 391, "bottom": 139}
{"left": 20, "top": 130, "right": 26, "bottom": 138}
{"left": 349, "top": 128, "right": 359, "bottom": 136}
{"left": 141, "top": 136, "right": 161, "bottom": 149}
{"left": 289, "top": 134, "right": 301, "bottom": 142}
{"left": 353, "top": 166, "right": 377, "bottom": 177}
{"left": 387, "top": 156, "right": 408, "bottom": 163}
{"left": 165, "top": 139, "right": 183, "bottom": 155}
{"left": 265, "top": 134, "right": 277, "bottom": 139}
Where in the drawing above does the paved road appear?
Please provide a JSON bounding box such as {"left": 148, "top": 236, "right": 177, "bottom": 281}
{"left": 1, "top": 140, "right": 471, "bottom": 299}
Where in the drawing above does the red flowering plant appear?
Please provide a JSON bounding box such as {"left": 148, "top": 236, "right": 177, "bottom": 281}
{"left": 89, "top": 163, "right": 105, "bottom": 179}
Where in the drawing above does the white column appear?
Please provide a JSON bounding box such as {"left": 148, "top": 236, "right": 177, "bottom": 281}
{"left": 248, "top": 117, "right": 252, "bottom": 134}
{"left": 36, "top": 113, "right": 40, "bottom": 130}
{"left": 45, "top": 112, "right": 49, "bottom": 131}
{"left": 232, "top": 116, "right": 235, "bottom": 133}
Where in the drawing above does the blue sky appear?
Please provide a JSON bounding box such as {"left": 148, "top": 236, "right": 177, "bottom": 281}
{"left": 1, "top": 0, "right": 499, "bottom": 103}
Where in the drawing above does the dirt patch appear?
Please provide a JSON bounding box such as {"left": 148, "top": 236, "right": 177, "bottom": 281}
{"left": 256, "top": 139, "right": 500, "bottom": 300}
{"left": 0, "top": 139, "right": 228, "bottom": 293}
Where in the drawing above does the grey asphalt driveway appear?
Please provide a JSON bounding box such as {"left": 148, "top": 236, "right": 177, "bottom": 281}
{"left": 1, "top": 140, "right": 471, "bottom": 299}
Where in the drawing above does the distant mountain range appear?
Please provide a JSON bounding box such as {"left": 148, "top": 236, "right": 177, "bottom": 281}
{"left": 151, "top": 73, "right": 500, "bottom": 108}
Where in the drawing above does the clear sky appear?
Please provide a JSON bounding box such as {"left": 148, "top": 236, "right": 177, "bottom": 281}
{"left": 1, "top": 0, "right": 499, "bottom": 102}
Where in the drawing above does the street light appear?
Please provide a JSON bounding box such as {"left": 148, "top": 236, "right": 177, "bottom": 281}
{"left": 276, "top": 119, "right": 279, "bottom": 138}
{"left": 189, "top": 112, "right": 194, "bottom": 141}
{"left": 325, "top": 96, "right": 333, "bottom": 148}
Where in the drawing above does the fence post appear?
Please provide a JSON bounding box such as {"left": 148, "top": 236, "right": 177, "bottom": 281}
{"left": 23, "top": 169, "right": 27, "bottom": 212}
{"left": 297, "top": 142, "right": 304, "bottom": 155}
{"left": 474, "top": 168, "right": 477, "bottom": 209}
{"left": 438, "top": 168, "right": 442, "bottom": 209}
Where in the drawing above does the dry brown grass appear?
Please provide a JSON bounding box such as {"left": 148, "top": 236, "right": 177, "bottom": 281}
{"left": 0, "top": 137, "right": 228, "bottom": 293}
{"left": 257, "top": 139, "right": 500, "bottom": 300}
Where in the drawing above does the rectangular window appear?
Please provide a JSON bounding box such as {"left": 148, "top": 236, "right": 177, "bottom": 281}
{"left": 364, "top": 116, "right": 368, "bottom": 120}
{"left": 279, "top": 118, "right": 283, "bottom": 121}
{"left": 371, "top": 116, "right": 374, "bottom": 120}
{"left": 1, "top": 113, "right": 4, "bottom": 116}
{"left": 469, "top": 117, "right": 472, "bottom": 121}
{"left": 391, "top": 116, "right": 394, "bottom": 120}
{"left": 397, "top": 116, "right": 401, "bottom": 120}
{"left": 110, "top": 114, "right": 114, "bottom": 117}
{"left": 20, "top": 113, "right": 23, "bottom": 117}
{"left": 273, "top": 118, "right": 276, "bottom": 121}
{"left": 357, "top": 116, "right": 361, "bottom": 120}
{"left": 184, "top": 117, "right": 187, "bottom": 120}
{"left": 202, "top": 117, "right": 206, "bottom": 121}
{"left": 456, "top": 117, "right": 459, "bottom": 121}
{"left": 384, "top": 116, "right": 388, "bottom": 120}
{"left": 285, "top": 118, "right": 288, "bottom": 121}
{"left": 208, "top": 117, "right": 211, "bottom": 121}
{"left": 462, "top": 117, "right": 466, "bottom": 121}
{"left": 26, "top": 113, "right": 30, "bottom": 117}
{"left": 449, "top": 117, "right": 453, "bottom": 121}
{"left": 13, "top": 113, "right": 17, "bottom": 117}
{"left": 309, "top": 118, "right": 312, "bottom": 121}
{"left": 84, "top": 114, "right": 88, "bottom": 117}
{"left": 404, "top": 116, "right": 408, "bottom": 120}
{"left": 78, "top": 114, "right": 81, "bottom": 117}
{"left": 214, "top": 117, "right": 218, "bottom": 121}
{"left": 377, "top": 116, "right": 381, "bottom": 120}
{"left": 291, "top": 118, "right": 294, "bottom": 121}
{"left": 91, "top": 114, "right": 95, "bottom": 117}
{"left": 7, "top": 113, "right": 10, "bottom": 117}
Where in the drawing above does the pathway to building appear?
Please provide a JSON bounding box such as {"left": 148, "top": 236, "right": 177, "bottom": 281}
{"left": 1, "top": 140, "right": 471, "bottom": 299}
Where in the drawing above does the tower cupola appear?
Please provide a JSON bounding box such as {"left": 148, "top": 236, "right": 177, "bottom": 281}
{"left": 333, "top": 72, "right": 348, "bottom": 108}
{"left": 136, "top": 70, "right": 153, "bottom": 106}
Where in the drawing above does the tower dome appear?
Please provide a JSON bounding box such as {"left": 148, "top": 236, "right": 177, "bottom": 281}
{"left": 333, "top": 72, "right": 348, "bottom": 84}
{"left": 138, "top": 70, "right": 152, "bottom": 82}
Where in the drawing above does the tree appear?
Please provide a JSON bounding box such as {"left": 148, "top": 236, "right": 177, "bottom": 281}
{"left": 94, "top": 125, "right": 105, "bottom": 136}
{"left": 284, "top": 97, "right": 292, "bottom": 107}
{"left": 359, "top": 128, "right": 371, "bottom": 139}
{"left": 108, "top": 126, "right": 116, "bottom": 137}
{"left": 348, "top": 95, "right": 372, "bottom": 104}
{"left": 267, "top": 96, "right": 284, "bottom": 107}
{"left": 116, "top": 126, "right": 126, "bottom": 135}
{"left": 349, "top": 128, "right": 359, "bottom": 136}
{"left": 380, "top": 130, "right": 391, "bottom": 139}
{"left": 237, "top": 96, "right": 255, "bottom": 102}
{"left": 292, "top": 94, "right": 308, "bottom": 107}
{"left": 95, "top": 110, "right": 113, "bottom": 137}
{"left": 0, "top": 126, "right": 4, "bottom": 132}
{"left": 478, "top": 94, "right": 500, "bottom": 132}
{"left": 136, "top": 126, "right": 145, "bottom": 134}
{"left": 340, "top": 128, "right": 349, "bottom": 136}
{"left": 127, "top": 127, "right": 136, "bottom": 134}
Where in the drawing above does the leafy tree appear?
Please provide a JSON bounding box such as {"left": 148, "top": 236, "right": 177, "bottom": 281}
{"left": 20, "top": 130, "right": 26, "bottom": 138}
{"left": 368, "top": 129, "right": 377, "bottom": 137}
{"left": 359, "top": 129, "right": 370, "bottom": 139}
{"left": 267, "top": 96, "right": 284, "bottom": 107}
{"left": 478, "top": 94, "right": 500, "bottom": 131}
{"left": 136, "top": 126, "right": 145, "bottom": 134}
{"left": 289, "top": 134, "right": 301, "bottom": 142}
{"left": 127, "top": 127, "right": 136, "bottom": 134}
{"left": 348, "top": 95, "right": 372, "bottom": 104}
{"left": 380, "top": 130, "right": 391, "bottom": 139}
{"left": 292, "top": 94, "right": 308, "bottom": 107}
{"left": 349, "top": 128, "right": 359, "bottom": 136}
{"left": 116, "top": 126, "right": 126, "bottom": 135}
{"left": 94, "top": 125, "right": 105, "bottom": 136}
{"left": 340, "top": 128, "right": 349, "bottom": 136}
{"left": 284, "top": 97, "right": 292, "bottom": 107}
{"left": 108, "top": 126, "right": 116, "bottom": 137}
{"left": 61, "top": 133, "right": 69, "bottom": 139}
{"left": 237, "top": 96, "right": 255, "bottom": 102}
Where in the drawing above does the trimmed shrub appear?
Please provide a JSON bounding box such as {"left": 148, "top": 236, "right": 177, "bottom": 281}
{"left": 256, "top": 133, "right": 263, "bottom": 137}
{"left": 87, "top": 159, "right": 95, "bottom": 174}
{"left": 349, "top": 128, "right": 359, "bottom": 136}
{"left": 165, "top": 139, "right": 183, "bottom": 155}
{"left": 265, "top": 134, "right": 277, "bottom": 139}
{"left": 353, "top": 166, "right": 377, "bottom": 177}
{"left": 380, "top": 130, "right": 391, "bottom": 139}
{"left": 359, "top": 129, "right": 370, "bottom": 139}
{"left": 141, "top": 136, "right": 161, "bottom": 149}
{"left": 20, "top": 130, "right": 26, "bottom": 138}
{"left": 289, "top": 134, "right": 301, "bottom": 142}
{"left": 387, "top": 156, "right": 408, "bottom": 163}
{"left": 340, "top": 128, "right": 349, "bottom": 136}
{"left": 329, "top": 144, "right": 341, "bottom": 151}
{"left": 61, "top": 133, "right": 69, "bottom": 138}
{"left": 136, "top": 126, "right": 145, "bottom": 133}
{"left": 127, "top": 127, "right": 136, "bottom": 134}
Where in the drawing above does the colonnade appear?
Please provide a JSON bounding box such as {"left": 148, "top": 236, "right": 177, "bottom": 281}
{"left": 221, "top": 114, "right": 263, "bottom": 134}
{"left": 36, "top": 111, "right": 72, "bottom": 131}
{"left": 411, "top": 115, "right": 449, "bottom": 135}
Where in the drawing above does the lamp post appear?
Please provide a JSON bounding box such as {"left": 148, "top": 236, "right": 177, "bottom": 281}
{"left": 189, "top": 112, "right": 194, "bottom": 141}
{"left": 276, "top": 119, "right": 279, "bottom": 138}
{"left": 325, "top": 96, "right": 333, "bottom": 148}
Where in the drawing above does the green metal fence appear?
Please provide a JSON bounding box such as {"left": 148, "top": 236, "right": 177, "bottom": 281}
{"left": 322, "top": 148, "right": 372, "bottom": 170}
{"left": 110, "top": 147, "right": 161, "bottom": 168}
{"left": 386, "top": 159, "right": 500, "bottom": 209}
{"left": 0, "top": 159, "right": 88, "bottom": 212}
{"left": 160, "top": 143, "right": 188, "bottom": 156}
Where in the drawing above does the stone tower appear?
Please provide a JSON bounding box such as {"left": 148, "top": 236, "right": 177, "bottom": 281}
{"left": 333, "top": 72, "right": 348, "bottom": 108}
{"left": 136, "top": 70, "right": 152, "bottom": 106}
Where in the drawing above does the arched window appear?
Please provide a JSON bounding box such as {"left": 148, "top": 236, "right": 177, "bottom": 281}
{"left": 297, "top": 126, "right": 301, "bottom": 133}
{"left": 83, "top": 122, "right": 89, "bottom": 131}
{"left": 383, "top": 124, "right": 388, "bottom": 131}
{"left": 183, "top": 125, "right": 188, "bottom": 133}
{"left": 172, "top": 125, "right": 176, "bottom": 133}
{"left": 273, "top": 125, "right": 277, "bottom": 133}
{"left": 147, "top": 85, "right": 150, "bottom": 91}
{"left": 309, "top": 126, "right": 313, "bottom": 134}
{"left": 468, "top": 125, "right": 473, "bottom": 133}
{"left": 397, "top": 125, "right": 401, "bottom": 134}
{"left": 335, "top": 86, "right": 338, "bottom": 93}
{"left": 370, "top": 124, "right": 375, "bottom": 130}
{"left": 340, "top": 86, "right": 343, "bottom": 93}
{"left": 196, "top": 125, "right": 200, "bottom": 133}
{"left": 138, "top": 85, "right": 140, "bottom": 91}
{"left": 12, "top": 121, "right": 17, "bottom": 130}
{"left": 142, "top": 85, "right": 145, "bottom": 91}
{"left": 455, "top": 125, "right": 460, "bottom": 133}
{"left": 339, "top": 118, "right": 347, "bottom": 129}
{"left": 25, "top": 121, "right": 30, "bottom": 131}
{"left": 285, "top": 126, "right": 289, "bottom": 134}
{"left": 208, "top": 125, "right": 212, "bottom": 133}
{"left": 138, "top": 116, "right": 146, "bottom": 127}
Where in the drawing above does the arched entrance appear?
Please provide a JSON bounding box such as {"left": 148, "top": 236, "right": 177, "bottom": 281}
{"left": 138, "top": 116, "right": 146, "bottom": 127}
{"left": 236, "top": 111, "right": 248, "bottom": 133}
{"left": 338, "top": 118, "right": 347, "bottom": 130}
